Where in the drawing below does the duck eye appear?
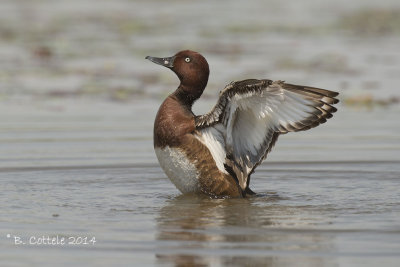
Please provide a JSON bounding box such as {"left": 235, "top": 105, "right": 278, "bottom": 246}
{"left": 185, "top": 57, "right": 191, "bottom": 63}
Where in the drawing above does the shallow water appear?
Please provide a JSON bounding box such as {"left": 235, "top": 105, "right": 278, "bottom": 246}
{"left": 1, "top": 99, "right": 400, "bottom": 266}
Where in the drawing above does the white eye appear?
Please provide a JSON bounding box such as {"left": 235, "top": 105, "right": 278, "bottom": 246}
{"left": 185, "top": 57, "right": 191, "bottom": 63}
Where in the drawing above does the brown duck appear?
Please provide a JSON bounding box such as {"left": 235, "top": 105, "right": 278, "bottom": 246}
{"left": 146, "top": 50, "right": 339, "bottom": 198}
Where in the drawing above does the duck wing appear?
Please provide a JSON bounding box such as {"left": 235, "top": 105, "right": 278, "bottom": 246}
{"left": 194, "top": 79, "right": 339, "bottom": 192}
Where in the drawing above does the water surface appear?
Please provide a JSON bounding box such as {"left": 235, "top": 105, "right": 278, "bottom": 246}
{"left": 1, "top": 99, "right": 399, "bottom": 266}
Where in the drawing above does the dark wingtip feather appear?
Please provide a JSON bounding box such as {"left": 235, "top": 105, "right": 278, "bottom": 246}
{"left": 303, "top": 86, "right": 339, "bottom": 98}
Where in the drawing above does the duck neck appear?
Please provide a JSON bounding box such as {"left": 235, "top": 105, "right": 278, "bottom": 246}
{"left": 172, "top": 84, "right": 204, "bottom": 108}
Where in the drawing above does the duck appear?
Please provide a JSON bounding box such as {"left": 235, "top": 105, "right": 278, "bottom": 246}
{"left": 146, "top": 50, "right": 339, "bottom": 198}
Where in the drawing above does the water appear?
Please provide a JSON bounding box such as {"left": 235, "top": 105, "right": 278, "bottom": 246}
{"left": 1, "top": 99, "right": 399, "bottom": 266}
{"left": 1, "top": 0, "right": 400, "bottom": 266}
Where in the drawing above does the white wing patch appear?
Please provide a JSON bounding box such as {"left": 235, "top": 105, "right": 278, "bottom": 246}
{"left": 195, "top": 124, "right": 228, "bottom": 174}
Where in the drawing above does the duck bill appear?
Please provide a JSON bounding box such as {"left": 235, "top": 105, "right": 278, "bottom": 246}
{"left": 145, "top": 55, "right": 175, "bottom": 68}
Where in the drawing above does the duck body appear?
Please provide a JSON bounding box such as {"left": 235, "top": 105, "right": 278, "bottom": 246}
{"left": 153, "top": 93, "right": 243, "bottom": 197}
{"left": 146, "top": 50, "right": 339, "bottom": 198}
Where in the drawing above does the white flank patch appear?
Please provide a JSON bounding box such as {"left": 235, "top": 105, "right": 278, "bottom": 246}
{"left": 155, "top": 146, "right": 199, "bottom": 193}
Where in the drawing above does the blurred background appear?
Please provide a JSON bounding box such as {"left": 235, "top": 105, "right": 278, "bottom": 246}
{"left": 1, "top": 0, "right": 400, "bottom": 103}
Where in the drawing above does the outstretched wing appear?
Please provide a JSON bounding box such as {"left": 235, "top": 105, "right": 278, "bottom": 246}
{"left": 194, "top": 79, "right": 339, "bottom": 191}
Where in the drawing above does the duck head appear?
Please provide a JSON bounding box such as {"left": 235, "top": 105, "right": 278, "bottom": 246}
{"left": 146, "top": 50, "right": 210, "bottom": 105}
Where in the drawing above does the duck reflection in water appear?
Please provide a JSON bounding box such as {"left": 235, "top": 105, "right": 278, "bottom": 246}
{"left": 155, "top": 194, "right": 335, "bottom": 266}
